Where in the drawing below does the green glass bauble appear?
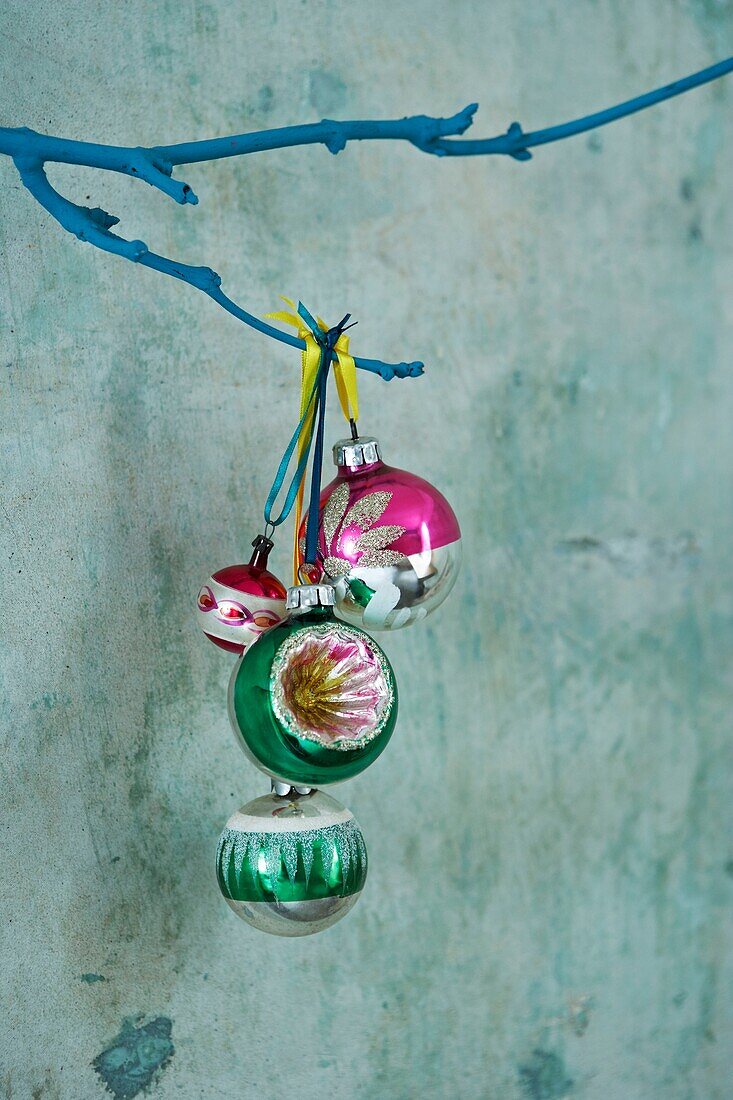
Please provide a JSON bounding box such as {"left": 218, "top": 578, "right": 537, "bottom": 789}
{"left": 228, "top": 590, "right": 398, "bottom": 787}
{"left": 216, "top": 789, "right": 368, "bottom": 936}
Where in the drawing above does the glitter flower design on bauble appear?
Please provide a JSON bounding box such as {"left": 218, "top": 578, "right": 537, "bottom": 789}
{"left": 270, "top": 624, "right": 392, "bottom": 749}
{"left": 320, "top": 482, "right": 406, "bottom": 577}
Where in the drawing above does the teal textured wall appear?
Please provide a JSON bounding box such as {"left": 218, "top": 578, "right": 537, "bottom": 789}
{"left": 1, "top": 3, "right": 732, "bottom": 1098}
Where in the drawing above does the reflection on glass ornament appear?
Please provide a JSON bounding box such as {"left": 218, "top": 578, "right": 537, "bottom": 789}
{"left": 197, "top": 535, "right": 287, "bottom": 654}
{"left": 216, "top": 788, "right": 367, "bottom": 936}
{"left": 229, "top": 583, "right": 398, "bottom": 786}
{"left": 298, "top": 437, "right": 461, "bottom": 630}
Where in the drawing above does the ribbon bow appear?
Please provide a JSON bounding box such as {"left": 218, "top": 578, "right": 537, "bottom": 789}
{"left": 266, "top": 296, "right": 359, "bottom": 426}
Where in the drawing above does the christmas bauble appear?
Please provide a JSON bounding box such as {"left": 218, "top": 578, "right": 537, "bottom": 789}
{"left": 228, "top": 584, "right": 398, "bottom": 786}
{"left": 298, "top": 437, "right": 461, "bottom": 630}
{"left": 197, "top": 535, "right": 287, "bottom": 654}
{"left": 216, "top": 788, "right": 367, "bottom": 936}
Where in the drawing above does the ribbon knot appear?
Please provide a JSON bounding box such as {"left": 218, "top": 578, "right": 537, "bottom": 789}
{"left": 266, "top": 297, "right": 359, "bottom": 426}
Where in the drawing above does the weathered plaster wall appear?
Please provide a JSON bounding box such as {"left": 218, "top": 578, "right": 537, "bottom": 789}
{"left": 1, "top": 3, "right": 732, "bottom": 1098}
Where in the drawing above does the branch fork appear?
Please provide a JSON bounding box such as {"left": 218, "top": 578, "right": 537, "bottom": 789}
{"left": 1, "top": 57, "right": 731, "bottom": 380}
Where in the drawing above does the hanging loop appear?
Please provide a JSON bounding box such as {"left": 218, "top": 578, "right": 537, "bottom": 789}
{"left": 297, "top": 561, "right": 323, "bottom": 585}
{"left": 261, "top": 298, "right": 358, "bottom": 581}
{"left": 294, "top": 302, "right": 358, "bottom": 567}
{"left": 262, "top": 366, "right": 321, "bottom": 529}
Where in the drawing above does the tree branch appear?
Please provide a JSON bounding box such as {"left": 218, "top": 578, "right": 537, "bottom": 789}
{"left": 1, "top": 57, "right": 731, "bottom": 379}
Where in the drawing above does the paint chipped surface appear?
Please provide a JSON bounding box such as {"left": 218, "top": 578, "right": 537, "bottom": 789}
{"left": 519, "top": 1049, "right": 573, "bottom": 1100}
{"left": 555, "top": 533, "right": 700, "bottom": 576}
{"left": 93, "top": 1017, "right": 173, "bottom": 1100}
{"left": 567, "top": 995, "right": 593, "bottom": 1037}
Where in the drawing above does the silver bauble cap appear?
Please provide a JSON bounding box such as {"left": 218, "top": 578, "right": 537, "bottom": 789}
{"left": 333, "top": 436, "right": 381, "bottom": 468}
{"left": 286, "top": 584, "right": 336, "bottom": 610}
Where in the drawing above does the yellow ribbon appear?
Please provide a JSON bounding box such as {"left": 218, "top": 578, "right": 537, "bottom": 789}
{"left": 266, "top": 297, "right": 359, "bottom": 581}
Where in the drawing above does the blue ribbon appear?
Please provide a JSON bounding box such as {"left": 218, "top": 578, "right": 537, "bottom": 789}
{"left": 262, "top": 366, "right": 321, "bottom": 529}
{"left": 304, "top": 343, "right": 331, "bottom": 567}
{"left": 263, "top": 301, "right": 352, "bottom": 572}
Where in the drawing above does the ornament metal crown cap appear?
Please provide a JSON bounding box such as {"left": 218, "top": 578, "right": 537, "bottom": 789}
{"left": 333, "top": 437, "right": 381, "bottom": 469}
{"left": 285, "top": 583, "right": 336, "bottom": 611}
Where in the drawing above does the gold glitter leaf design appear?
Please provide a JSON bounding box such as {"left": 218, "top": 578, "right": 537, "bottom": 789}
{"left": 343, "top": 491, "right": 392, "bottom": 531}
{"left": 314, "top": 486, "right": 408, "bottom": 580}
{"left": 358, "top": 549, "right": 405, "bottom": 568}
{"left": 324, "top": 555, "right": 352, "bottom": 577}
{"left": 355, "top": 525, "right": 406, "bottom": 553}
{"left": 323, "top": 483, "right": 350, "bottom": 547}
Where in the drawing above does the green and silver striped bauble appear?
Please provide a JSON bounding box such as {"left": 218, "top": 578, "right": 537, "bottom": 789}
{"left": 216, "top": 789, "right": 367, "bottom": 936}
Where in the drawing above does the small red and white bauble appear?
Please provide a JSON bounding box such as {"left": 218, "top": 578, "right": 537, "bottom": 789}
{"left": 197, "top": 536, "right": 287, "bottom": 655}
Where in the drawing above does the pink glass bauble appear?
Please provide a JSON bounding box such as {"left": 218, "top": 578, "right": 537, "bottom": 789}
{"left": 298, "top": 437, "right": 461, "bottom": 630}
{"left": 197, "top": 535, "right": 287, "bottom": 654}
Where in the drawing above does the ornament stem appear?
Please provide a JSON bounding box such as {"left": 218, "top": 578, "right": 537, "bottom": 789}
{"left": 249, "top": 534, "right": 274, "bottom": 571}
{"left": 271, "top": 780, "right": 314, "bottom": 798}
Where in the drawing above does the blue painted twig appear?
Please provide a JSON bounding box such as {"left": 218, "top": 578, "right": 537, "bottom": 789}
{"left": 1, "top": 57, "right": 731, "bottom": 378}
